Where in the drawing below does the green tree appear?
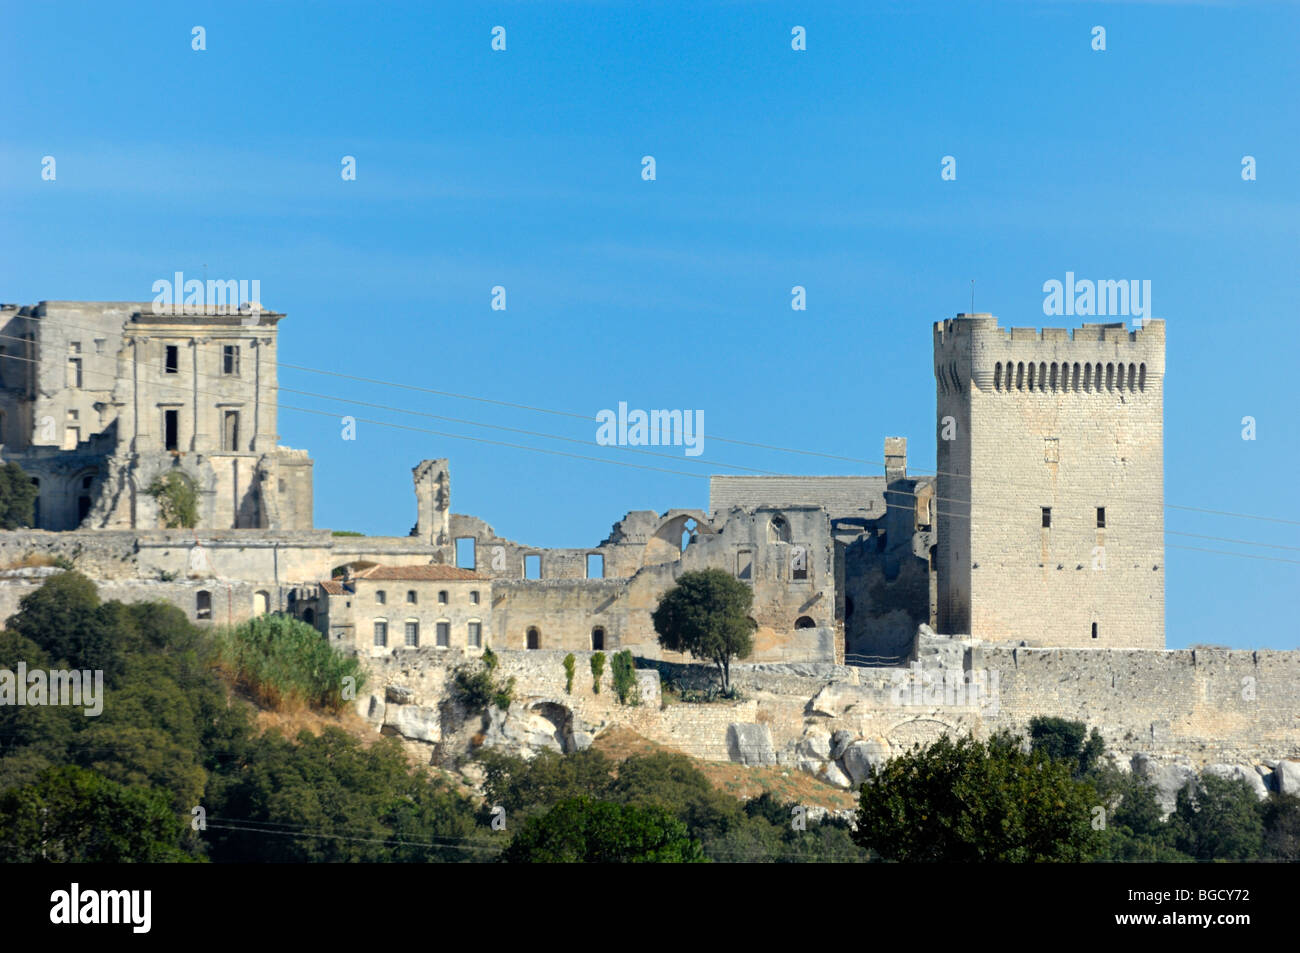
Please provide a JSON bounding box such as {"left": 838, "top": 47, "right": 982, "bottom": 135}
{"left": 853, "top": 733, "right": 1102, "bottom": 862}
{"left": 206, "top": 726, "right": 488, "bottom": 863}
{"left": 500, "top": 796, "right": 704, "bottom": 863}
{"left": 562, "top": 653, "right": 575, "bottom": 694}
{"left": 1027, "top": 716, "right": 1106, "bottom": 779}
{"left": 651, "top": 569, "right": 756, "bottom": 694}
{"left": 5, "top": 571, "right": 129, "bottom": 684}
{"left": 590, "top": 651, "right": 605, "bottom": 694}
{"left": 1092, "top": 769, "right": 1189, "bottom": 862}
{"left": 479, "top": 748, "right": 616, "bottom": 821}
{"left": 1169, "top": 774, "right": 1265, "bottom": 861}
{"left": 0, "top": 462, "right": 39, "bottom": 529}
{"left": 1261, "top": 792, "right": 1300, "bottom": 862}
{"left": 0, "top": 765, "right": 191, "bottom": 862}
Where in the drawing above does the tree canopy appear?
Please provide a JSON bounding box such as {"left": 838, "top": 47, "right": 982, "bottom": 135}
{"left": 651, "top": 568, "right": 756, "bottom": 693}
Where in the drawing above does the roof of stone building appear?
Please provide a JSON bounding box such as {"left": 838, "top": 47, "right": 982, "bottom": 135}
{"left": 320, "top": 580, "right": 347, "bottom": 595}
{"left": 709, "top": 475, "right": 888, "bottom": 521}
{"left": 354, "top": 565, "right": 485, "bottom": 582}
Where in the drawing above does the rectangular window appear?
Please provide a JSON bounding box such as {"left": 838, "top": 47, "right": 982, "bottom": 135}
{"left": 222, "top": 410, "right": 239, "bottom": 451}
{"left": 1091, "top": 622, "right": 1098, "bottom": 640}
{"left": 436, "top": 622, "right": 450, "bottom": 647}
{"left": 374, "top": 621, "right": 388, "bottom": 647}
{"left": 586, "top": 554, "right": 604, "bottom": 579}
{"left": 223, "top": 345, "right": 240, "bottom": 376}
{"left": 67, "top": 357, "right": 82, "bottom": 389}
{"left": 455, "top": 537, "right": 476, "bottom": 569}
{"left": 407, "top": 590, "right": 418, "bottom": 604}
{"left": 524, "top": 554, "right": 541, "bottom": 579}
{"left": 376, "top": 590, "right": 386, "bottom": 605}
{"left": 1044, "top": 437, "right": 1059, "bottom": 464}
{"left": 470, "top": 590, "right": 480, "bottom": 605}
{"left": 437, "top": 590, "right": 447, "bottom": 605}
{"left": 1041, "top": 507, "right": 1051, "bottom": 529}
{"left": 467, "top": 621, "right": 482, "bottom": 648}
{"left": 791, "top": 545, "right": 809, "bottom": 581}
{"left": 94, "top": 339, "right": 105, "bottom": 355}
{"left": 1096, "top": 507, "right": 1106, "bottom": 529}
{"left": 404, "top": 621, "right": 419, "bottom": 647}
{"left": 737, "top": 549, "right": 753, "bottom": 581}
{"left": 164, "top": 409, "right": 179, "bottom": 451}
{"left": 165, "top": 345, "right": 179, "bottom": 374}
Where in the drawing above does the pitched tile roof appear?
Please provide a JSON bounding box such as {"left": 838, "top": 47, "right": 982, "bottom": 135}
{"left": 320, "top": 580, "right": 347, "bottom": 595}
{"left": 354, "top": 564, "right": 485, "bottom": 582}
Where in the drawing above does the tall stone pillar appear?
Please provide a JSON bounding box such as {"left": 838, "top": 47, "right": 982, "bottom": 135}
{"left": 130, "top": 336, "right": 153, "bottom": 451}
{"left": 190, "top": 336, "right": 210, "bottom": 450}
{"left": 412, "top": 459, "right": 451, "bottom": 549}
{"left": 252, "top": 336, "right": 277, "bottom": 452}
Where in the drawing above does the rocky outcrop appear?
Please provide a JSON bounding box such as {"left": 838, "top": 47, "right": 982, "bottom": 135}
{"left": 727, "top": 723, "right": 776, "bottom": 766}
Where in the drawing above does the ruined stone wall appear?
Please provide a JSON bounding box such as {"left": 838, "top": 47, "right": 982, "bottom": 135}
{"left": 356, "top": 642, "right": 1300, "bottom": 776}
{"left": 0, "top": 567, "right": 266, "bottom": 627}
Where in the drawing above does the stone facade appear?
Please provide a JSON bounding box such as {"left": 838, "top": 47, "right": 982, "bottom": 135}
{"left": 294, "top": 564, "right": 491, "bottom": 657}
{"left": 0, "top": 301, "right": 313, "bottom": 532}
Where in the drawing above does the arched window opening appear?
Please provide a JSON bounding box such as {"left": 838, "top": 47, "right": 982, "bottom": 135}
{"left": 1128, "top": 363, "right": 1137, "bottom": 391}
{"left": 681, "top": 518, "right": 698, "bottom": 552}
{"left": 196, "top": 590, "right": 212, "bottom": 621}
{"left": 254, "top": 590, "right": 269, "bottom": 615}
{"left": 767, "top": 515, "right": 791, "bottom": 544}
{"left": 1016, "top": 362, "right": 1024, "bottom": 390}
{"left": 1139, "top": 363, "right": 1147, "bottom": 391}
{"left": 1050, "top": 363, "right": 1059, "bottom": 391}
{"left": 994, "top": 362, "right": 1002, "bottom": 391}
{"left": 1073, "top": 363, "right": 1081, "bottom": 391}
{"left": 591, "top": 627, "right": 605, "bottom": 651}
{"left": 1039, "top": 362, "right": 1047, "bottom": 391}
{"left": 1027, "top": 363, "right": 1035, "bottom": 391}
{"left": 794, "top": 616, "right": 816, "bottom": 629}
{"left": 526, "top": 627, "right": 540, "bottom": 650}
{"left": 1106, "top": 363, "right": 1115, "bottom": 391}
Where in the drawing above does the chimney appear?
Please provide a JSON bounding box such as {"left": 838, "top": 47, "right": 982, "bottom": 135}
{"left": 884, "top": 437, "right": 907, "bottom": 483}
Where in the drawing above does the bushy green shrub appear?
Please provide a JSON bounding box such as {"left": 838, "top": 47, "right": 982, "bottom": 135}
{"left": 0, "top": 461, "right": 39, "bottom": 529}
{"left": 563, "top": 653, "right": 575, "bottom": 694}
{"left": 590, "top": 651, "right": 606, "bottom": 694}
{"left": 146, "top": 472, "right": 198, "bottom": 528}
{"left": 213, "top": 613, "right": 364, "bottom": 712}
{"left": 611, "top": 650, "right": 639, "bottom": 705}
{"left": 455, "top": 646, "right": 515, "bottom": 712}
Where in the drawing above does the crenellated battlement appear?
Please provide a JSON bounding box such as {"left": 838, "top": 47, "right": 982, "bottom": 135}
{"left": 934, "top": 313, "right": 1165, "bottom": 394}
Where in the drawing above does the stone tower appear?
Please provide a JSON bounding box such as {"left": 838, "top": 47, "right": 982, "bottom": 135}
{"left": 933, "top": 314, "right": 1165, "bottom": 648}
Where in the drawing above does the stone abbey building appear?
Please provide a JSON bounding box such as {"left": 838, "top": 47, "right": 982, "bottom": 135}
{"left": 0, "top": 301, "right": 313, "bottom": 532}
{"left": 0, "top": 302, "right": 1165, "bottom": 662}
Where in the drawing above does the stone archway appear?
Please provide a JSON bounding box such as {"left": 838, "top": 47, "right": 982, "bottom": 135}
{"left": 642, "top": 510, "right": 713, "bottom": 567}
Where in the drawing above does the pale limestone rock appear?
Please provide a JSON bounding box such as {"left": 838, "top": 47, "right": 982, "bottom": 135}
{"left": 842, "top": 740, "right": 889, "bottom": 788}
{"left": 1132, "top": 753, "right": 1196, "bottom": 814}
{"left": 388, "top": 705, "right": 441, "bottom": 743}
{"left": 830, "top": 729, "right": 854, "bottom": 760}
{"left": 727, "top": 723, "right": 776, "bottom": 766}
{"left": 1274, "top": 759, "right": 1300, "bottom": 796}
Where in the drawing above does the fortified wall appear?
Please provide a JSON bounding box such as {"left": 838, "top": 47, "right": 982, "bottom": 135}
{"left": 359, "top": 639, "right": 1300, "bottom": 803}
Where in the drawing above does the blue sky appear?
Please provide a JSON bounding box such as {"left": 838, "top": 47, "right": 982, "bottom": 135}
{"left": 1, "top": 1, "right": 1297, "bottom": 649}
